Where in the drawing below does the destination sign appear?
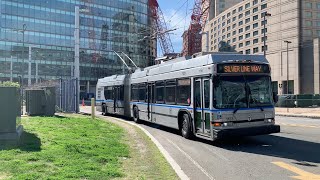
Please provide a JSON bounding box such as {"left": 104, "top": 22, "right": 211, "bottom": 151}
{"left": 217, "top": 64, "right": 270, "bottom": 73}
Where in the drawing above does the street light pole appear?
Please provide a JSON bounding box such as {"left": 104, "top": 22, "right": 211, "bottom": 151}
{"left": 74, "top": 6, "right": 80, "bottom": 113}
{"left": 28, "top": 46, "right": 32, "bottom": 86}
{"left": 21, "top": 24, "right": 27, "bottom": 84}
{"left": 284, "top": 40, "right": 292, "bottom": 95}
{"left": 10, "top": 56, "right": 13, "bottom": 82}
{"left": 200, "top": 31, "right": 209, "bottom": 52}
{"left": 263, "top": 13, "right": 271, "bottom": 56}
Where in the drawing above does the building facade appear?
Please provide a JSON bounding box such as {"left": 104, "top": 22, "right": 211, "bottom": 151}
{"left": 181, "top": 23, "right": 202, "bottom": 56}
{"left": 208, "top": 0, "right": 243, "bottom": 20}
{"left": 0, "top": 0, "right": 156, "bottom": 93}
{"left": 203, "top": 0, "right": 320, "bottom": 94}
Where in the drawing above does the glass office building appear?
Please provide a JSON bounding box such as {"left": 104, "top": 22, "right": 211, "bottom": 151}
{"left": 0, "top": 0, "right": 156, "bottom": 92}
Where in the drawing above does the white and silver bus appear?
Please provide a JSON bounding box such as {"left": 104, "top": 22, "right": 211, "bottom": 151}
{"left": 96, "top": 54, "right": 280, "bottom": 141}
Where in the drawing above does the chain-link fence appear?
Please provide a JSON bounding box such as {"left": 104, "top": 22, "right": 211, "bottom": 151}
{"left": 276, "top": 94, "right": 320, "bottom": 108}
{"left": 56, "top": 79, "right": 78, "bottom": 113}
{"left": 25, "top": 79, "right": 78, "bottom": 113}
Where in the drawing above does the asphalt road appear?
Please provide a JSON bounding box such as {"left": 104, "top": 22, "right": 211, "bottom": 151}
{"left": 137, "top": 116, "right": 320, "bottom": 180}
{"left": 81, "top": 107, "right": 320, "bottom": 180}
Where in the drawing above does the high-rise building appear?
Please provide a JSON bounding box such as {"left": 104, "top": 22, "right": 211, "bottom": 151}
{"left": 203, "top": 0, "right": 320, "bottom": 94}
{"left": 181, "top": 23, "right": 202, "bottom": 56}
{"left": 0, "top": 0, "right": 156, "bottom": 93}
{"left": 208, "top": 0, "right": 243, "bottom": 20}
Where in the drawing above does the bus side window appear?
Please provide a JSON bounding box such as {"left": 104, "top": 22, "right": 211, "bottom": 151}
{"left": 177, "top": 79, "right": 191, "bottom": 105}
{"left": 139, "top": 83, "right": 146, "bottom": 102}
{"left": 165, "top": 80, "right": 176, "bottom": 104}
{"left": 104, "top": 86, "right": 113, "bottom": 100}
{"left": 120, "top": 85, "right": 124, "bottom": 101}
{"left": 155, "top": 81, "right": 165, "bottom": 103}
{"left": 131, "top": 84, "right": 139, "bottom": 101}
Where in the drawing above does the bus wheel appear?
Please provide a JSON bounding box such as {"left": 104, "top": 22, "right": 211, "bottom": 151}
{"left": 133, "top": 107, "right": 140, "bottom": 123}
{"left": 181, "top": 113, "right": 193, "bottom": 139}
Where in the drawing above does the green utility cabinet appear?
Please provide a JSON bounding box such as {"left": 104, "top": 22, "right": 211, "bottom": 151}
{"left": 0, "top": 87, "right": 23, "bottom": 140}
{"left": 26, "top": 87, "right": 56, "bottom": 116}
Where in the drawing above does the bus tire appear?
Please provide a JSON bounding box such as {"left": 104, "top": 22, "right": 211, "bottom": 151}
{"left": 133, "top": 106, "right": 140, "bottom": 123}
{"left": 181, "top": 113, "right": 193, "bottom": 139}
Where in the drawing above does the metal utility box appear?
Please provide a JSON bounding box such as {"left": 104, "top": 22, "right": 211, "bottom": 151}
{"left": 0, "top": 87, "right": 22, "bottom": 140}
{"left": 26, "top": 87, "right": 56, "bottom": 116}
{"left": 26, "top": 89, "right": 46, "bottom": 116}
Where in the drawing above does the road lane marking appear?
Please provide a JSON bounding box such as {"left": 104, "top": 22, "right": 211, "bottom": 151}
{"left": 272, "top": 161, "right": 320, "bottom": 180}
{"left": 166, "top": 138, "right": 215, "bottom": 180}
{"left": 277, "top": 123, "right": 320, "bottom": 128}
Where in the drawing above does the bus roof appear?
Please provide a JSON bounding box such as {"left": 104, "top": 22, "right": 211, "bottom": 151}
{"left": 132, "top": 54, "right": 269, "bottom": 79}
{"left": 97, "top": 54, "right": 269, "bottom": 84}
{"left": 97, "top": 74, "right": 126, "bottom": 86}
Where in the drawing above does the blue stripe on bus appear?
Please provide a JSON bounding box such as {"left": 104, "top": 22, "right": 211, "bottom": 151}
{"left": 130, "top": 102, "right": 193, "bottom": 109}
{"left": 129, "top": 102, "right": 274, "bottom": 112}
{"left": 97, "top": 100, "right": 273, "bottom": 112}
{"left": 96, "top": 99, "right": 113, "bottom": 102}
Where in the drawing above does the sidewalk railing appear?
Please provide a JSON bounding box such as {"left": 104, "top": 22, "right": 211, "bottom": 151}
{"left": 276, "top": 94, "right": 320, "bottom": 108}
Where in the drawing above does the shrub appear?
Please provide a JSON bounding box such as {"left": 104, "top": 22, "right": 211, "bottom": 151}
{"left": 0, "top": 81, "right": 20, "bottom": 87}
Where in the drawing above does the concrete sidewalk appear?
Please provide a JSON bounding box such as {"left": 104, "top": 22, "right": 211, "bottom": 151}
{"left": 276, "top": 108, "right": 320, "bottom": 118}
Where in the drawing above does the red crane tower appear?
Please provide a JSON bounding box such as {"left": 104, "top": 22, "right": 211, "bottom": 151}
{"left": 149, "top": 0, "right": 175, "bottom": 55}
{"left": 182, "top": 0, "right": 210, "bottom": 56}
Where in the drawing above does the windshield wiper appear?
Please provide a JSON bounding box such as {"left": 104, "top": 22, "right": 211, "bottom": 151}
{"left": 233, "top": 107, "right": 240, "bottom": 114}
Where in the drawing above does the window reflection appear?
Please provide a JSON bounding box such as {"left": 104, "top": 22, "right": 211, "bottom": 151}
{"left": 0, "top": 0, "right": 155, "bottom": 84}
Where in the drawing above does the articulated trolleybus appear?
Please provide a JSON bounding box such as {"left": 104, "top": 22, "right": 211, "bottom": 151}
{"left": 96, "top": 54, "right": 280, "bottom": 141}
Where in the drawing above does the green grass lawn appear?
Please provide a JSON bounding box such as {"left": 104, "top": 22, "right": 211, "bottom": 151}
{"left": 0, "top": 115, "right": 129, "bottom": 179}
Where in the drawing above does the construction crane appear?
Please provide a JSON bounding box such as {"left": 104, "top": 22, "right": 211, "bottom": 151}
{"left": 182, "top": 0, "right": 210, "bottom": 56}
{"left": 149, "top": 0, "right": 175, "bottom": 55}
{"left": 191, "top": 0, "right": 210, "bottom": 27}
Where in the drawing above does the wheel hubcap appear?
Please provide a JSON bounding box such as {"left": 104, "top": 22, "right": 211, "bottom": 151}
{"left": 182, "top": 118, "right": 188, "bottom": 133}
{"left": 134, "top": 109, "right": 137, "bottom": 118}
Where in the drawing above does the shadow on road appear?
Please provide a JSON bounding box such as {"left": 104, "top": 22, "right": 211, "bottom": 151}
{"left": 213, "top": 135, "right": 320, "bottom": 165}
{"left": 104, "top": 114, "right": 320, "bottom": 165}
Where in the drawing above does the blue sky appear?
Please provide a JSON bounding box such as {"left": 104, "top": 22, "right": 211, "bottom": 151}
{"left": 157, "top": 0, "right": 195, "bottom": 56}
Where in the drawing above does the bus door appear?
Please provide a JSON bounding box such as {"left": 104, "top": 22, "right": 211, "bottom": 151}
{"left": 194, "top": 78, "right": 211, "bottom": 135}
{"left": 147, "top": 83, "right": 152, "bottom": 121}
{"left": 112, "top": 86, "right": 116, "bottom": 113}
{"left": 113, "top": 86, "right": 119, "bottom": 113}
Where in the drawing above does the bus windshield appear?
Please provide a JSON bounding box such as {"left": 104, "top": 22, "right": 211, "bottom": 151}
{"left": 214, "top": 75, "right": 273, "bottom": 109}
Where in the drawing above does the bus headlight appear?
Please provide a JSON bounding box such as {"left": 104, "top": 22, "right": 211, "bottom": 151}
{"left": 264, "top": 119, "right": 275, "bottom": 123}
{"left": 222, "top": 122, "right": 233, "bottom": 127}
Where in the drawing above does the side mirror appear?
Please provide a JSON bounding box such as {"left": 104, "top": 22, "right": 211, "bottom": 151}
{"left": 273, "top": 92, "right": 278, "bottom": 103}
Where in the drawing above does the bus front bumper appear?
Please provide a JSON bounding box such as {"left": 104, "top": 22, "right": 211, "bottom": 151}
{"left": 213, "top": 125, "right": 280, "bottom": 139}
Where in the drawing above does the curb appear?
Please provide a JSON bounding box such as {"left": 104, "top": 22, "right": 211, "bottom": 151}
{"left": 276, "top": 114, "right": 320, "bottom": 119}
{"left": 80, "top": 112, "right": 189, "bottom": 180}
